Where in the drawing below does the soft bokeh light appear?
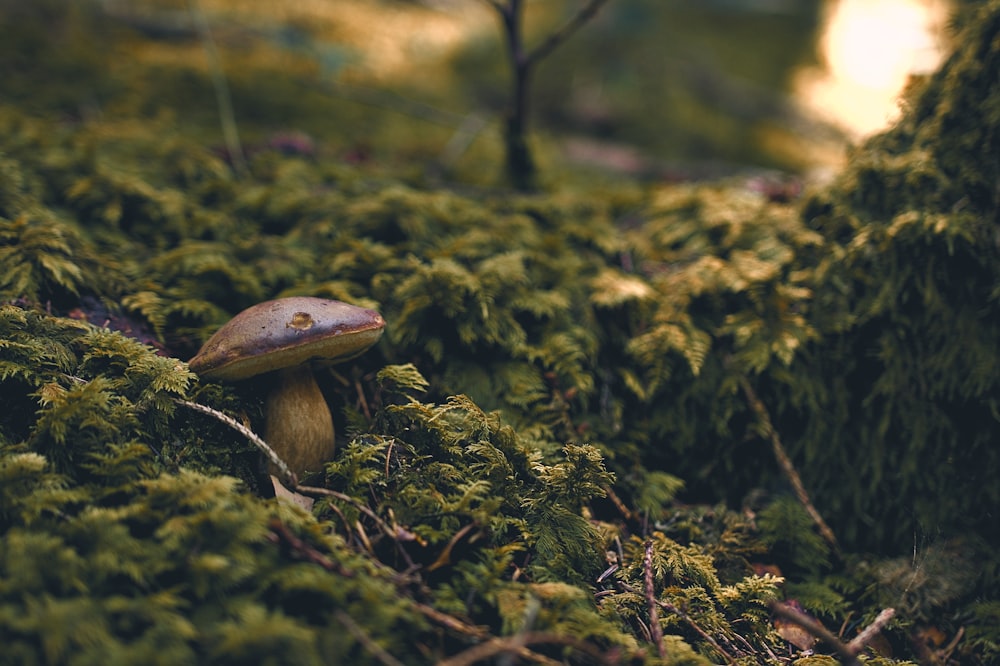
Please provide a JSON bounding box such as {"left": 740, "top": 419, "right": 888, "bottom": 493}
{"left": 794, "top": 0, "right": 950, "bottom": 137}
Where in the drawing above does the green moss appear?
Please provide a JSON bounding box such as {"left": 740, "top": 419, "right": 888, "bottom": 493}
{"left": 2, "top": 1, "right": 1000, "bottom": 662}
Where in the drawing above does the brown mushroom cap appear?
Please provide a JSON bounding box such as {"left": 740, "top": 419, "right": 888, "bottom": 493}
{"left": 189, "top": 297, "right": 385, "bottom": 382}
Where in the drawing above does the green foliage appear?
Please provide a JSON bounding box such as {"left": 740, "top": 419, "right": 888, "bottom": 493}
{"left": 598, "top": 532, "right": 783, "bottom": 663}
{"left": 329, "top": 375, "right": 614, "bottom": 585}
{"left": 861, "top": 538, "right": 984, "bottom": 622}
{"left": 0, "top": 213, "right": 87, "bottom": 300}
{"left": 0, "top": 466, "right": 413, "bottom": 665}
{"left": 0, "top": 306, "right": 192, "bottom": 480}
{"left": 780, "top": 0, "right": 1000, "bottom": 551}
{"left": 965, "top": 601, "right": 1000, "bottom": 661}
{"left": 756, "top": 497, "right": 830, "bottom": 575}
{"left": 2, "top": 1, "right": 1000, "bottom": 661}
{"left": 0, "top": 314, "right": 634, "bottom": 663}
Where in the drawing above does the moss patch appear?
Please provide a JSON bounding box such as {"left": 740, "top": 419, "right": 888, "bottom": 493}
{"left": 2, "top": 0, "right": 1000, "bottom": 663}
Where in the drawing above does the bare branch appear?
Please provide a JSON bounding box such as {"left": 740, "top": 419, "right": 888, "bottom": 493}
{"left": 847, "top": 608, "right": 896, "bottom": 654}
{"left": 643, "top": 540, "right": 666, "bottom": 658}
{"left": 771, "top": 601, "right": 894, "bottom": 665}
{"left": 412, "top": 602, "right": 488, "bottom": 639}
{"left": 739, "top": 377, "right": 840, "bottom": 553}
{"left": 617, "top": 581, "right": 737, "bottom": 664}
{"left": 771, "top": 601, "right": 851, "bottom": 661}
{"left": 526, "top": 0, "right": 611, "bottom": 67}
{"left": 266, "top": 518, "right": 353, "bottom": 575}
{"left": 296, "top": 485, "right": 394, "bottom": 539}
{"left": 437, "top": 631, "right": 610, "bottom": 666}
{"left": 334, "top": 610, "right": 407, "bottom": 666}
{"left": 482, "top": 0, "right": 611, "bottom": 189}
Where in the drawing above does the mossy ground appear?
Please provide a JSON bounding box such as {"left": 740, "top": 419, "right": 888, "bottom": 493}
{"left": 2, "top": 1, "right": 999, "bottom": 664}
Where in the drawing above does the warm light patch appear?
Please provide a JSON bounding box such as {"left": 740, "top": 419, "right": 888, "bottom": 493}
{"left": 794, "top": 0, "right": 950, "bottom": 137}
{"left": 201, "top": 0, "right": 493, "bottom": 82}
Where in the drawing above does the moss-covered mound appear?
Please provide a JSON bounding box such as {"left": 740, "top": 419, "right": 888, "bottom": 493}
{"left": 790, "top": 0, "right": 1000, "bottom": 549}
{"left": 2, "top": 1, "right": 1000, "bottom": 663}
{"left": 617, "top": 0, "right": 1000, "bottom": 554}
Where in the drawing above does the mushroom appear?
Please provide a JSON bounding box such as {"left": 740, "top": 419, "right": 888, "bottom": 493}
{"left": 189, "top": 297, "right": 385, "bottom": 478}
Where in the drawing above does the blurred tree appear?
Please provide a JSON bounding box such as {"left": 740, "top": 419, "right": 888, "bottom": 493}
{"left": 457, "top": 0, "right": 826, "bottom": 178}
{"left": 483, "top": 0, "right": 610, "bottom": 190}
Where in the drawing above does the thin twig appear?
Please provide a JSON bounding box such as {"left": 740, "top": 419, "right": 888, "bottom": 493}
{"left": 438, "top": 113, "right": 490, "bottom": 169}
{"left": 355, "top": 377, "right": 371, "bottom": 420}
{"left": 938, "top": 627, "right": 965, "bottom": 663}
{"left": 602, "top": 483, "right": 635, "bottom": 521}
{"left": 525, "top": 0, "right": 611, "bottom": 67}
{"left": 846, "top": 608, "right": 896, "bottom": 654}
{"left": 384, "top": 437, "right": 396, "bottom": 481}
{"left": 739, "top": 377, "right": 840, "bottom": 553}
{"left": 770, "top": 601, "right": 850, "bottom": 661}
{"left": 483, "top": 0, "right": 610, "bottom": 190}
{"left": 188, "top": 0, "right": 248, "bottom": 177}
{"left": 334, "top": 610, "right": 406, "bottom": 666}
{"left": 426, "top": 522, "right": 478, "bottom": 572}
{"left": 618, "top": 582, "right": 737, "bottom": 665}
{"left": 658, "top": 598, "right": 737, "bottom": 665}
{"left": 296, "top": 484, "right": 420, "bottom": 571}
{"left": 175, "top": 398, "right": 297, "bottom": 486}
{"left": 643, "top": 540, "right": 666, "bottom": 658}
{"left": 770, "top": 601, "right": 894, "bottom": 665}
{"left": 266, "top": 518, "right": 353, "bottom": 576}
{"left": 413, "top": 602, "right": 488, "bottom": 638}
{"left": 296, "top": 485, "right": 394, "bottom": 537}
{"left": 437, "top": 632, "right": 609, "bottom": 666}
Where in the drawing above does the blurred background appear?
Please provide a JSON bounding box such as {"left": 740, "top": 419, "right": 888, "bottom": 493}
{"left": 0, "top": 0, "right": 955, "bottom": 185}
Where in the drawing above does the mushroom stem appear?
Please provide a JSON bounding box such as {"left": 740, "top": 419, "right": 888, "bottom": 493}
{"left": 264, "top": 364, "right": 335, "bottom": 478}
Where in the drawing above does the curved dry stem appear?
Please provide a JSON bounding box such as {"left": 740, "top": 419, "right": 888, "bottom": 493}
{"left": 175, "top": 398, "right": 297, "bottom": 487}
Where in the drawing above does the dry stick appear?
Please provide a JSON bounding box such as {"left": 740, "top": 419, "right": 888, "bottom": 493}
{"left": 297, "top": 484, "right": 419, "bottom": 572}
{"left": 180, "top": 400, "right": 411, "bottom": 562}
{"left": 437, "top": 632, "right": 609, "bottom": 666}
{"left": 266, "top": 518, "right": 355, "bottom": 577}
{"left": 770, "top": 601, "right": 894, "bottom": 665}
{"left": 174, "top": 398, "right": 297, "bottom": 487}
{"left": 333, "top": 610, "right": 407, "bottom": 666}
{"left": 426, "top": 522, "right": 478, "bottom": 572}
{"left": 188, "top": 0, "right": 248, "bottom": 177}
{"left": 354, "top": 377, "right": 371, "bottom": 420}
{"left": 524, "top": 0, "right": 612, "bottom": 67}
{"left": 413, "top": 602, "right": 488, "bottom": 639}
{"left": 618, "top": 582, "right": 737, "bottom": 665}
{"left": 479, "top": 0, "right": 613, "bottom": 65}
{"left": 296, "top": 485, "right": 393, "bottom": 538}
{"left": 603, "top": 483, "right": 635, "bottom": 521}
{"left": 175, "top": 397, "right": 576, "bottom": 662}
{"left": 770, "top": 601, "right": 850, "bottom": 661}
{"left": 846, "top": 608, "right": 896, "bottom": 655}
{"left": 643, "top": 540, "right": 666, "bottom": 659}
{"left": 656, "top": 599, "right": 738, "bottom": 666}
{"left": 438, "top": 113, "right": 490, "bottom": 169}
{"left": 941, "top": 627, "right": 965, "bottom": 660}
{"left": 738, "top": 377, "right": 840, "bottom": 553}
